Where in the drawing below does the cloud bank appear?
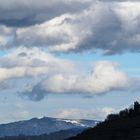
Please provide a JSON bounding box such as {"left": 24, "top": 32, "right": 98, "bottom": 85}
{"left": 0, "top": 47, "right": 75, "bottom": 99}
{"left": 0, "top": 47, "right": 75, "bottom": 81}
{"left": 0, "top": 1, "right": 140, "bottom": 102}
{"left": 0, "top": 47, "right": 139, "bottom": 101}
{"left": 0, "top": 1, "right": 140, "bottom": 54}
{"left": 0, "top": 0, "right": 90, "bottom": 27}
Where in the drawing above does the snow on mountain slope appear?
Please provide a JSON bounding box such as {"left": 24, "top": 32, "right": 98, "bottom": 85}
{"left": 0, "top": 117, "right": 99, "bottom": 137}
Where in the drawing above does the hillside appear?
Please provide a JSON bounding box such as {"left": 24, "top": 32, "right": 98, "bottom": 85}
{"left": 0, "top": 117, "right": 98, "bottom": 137}
{"left": 68, "top": 102, "right": 140, "bottom": 140}
{"left": 0, "top": 128, "right": 83, "bottom": 140}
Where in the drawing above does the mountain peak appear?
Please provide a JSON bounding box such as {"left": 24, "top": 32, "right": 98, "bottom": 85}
{"left": 0, "top": 117, "right": 98, "bottom": 137}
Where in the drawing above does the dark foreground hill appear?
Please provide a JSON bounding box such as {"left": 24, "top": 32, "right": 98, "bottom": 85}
{"left": 67, "top": 101, "right": 140, "bottom": 140}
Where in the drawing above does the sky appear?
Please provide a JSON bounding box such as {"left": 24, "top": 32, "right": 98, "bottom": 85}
{"left": 0, "top": 0, "right": 140, "bottom": 123}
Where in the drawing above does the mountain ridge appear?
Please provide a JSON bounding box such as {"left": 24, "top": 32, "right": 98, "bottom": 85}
{"left": 0, "top": 116, "right": 99, "bottom": 137}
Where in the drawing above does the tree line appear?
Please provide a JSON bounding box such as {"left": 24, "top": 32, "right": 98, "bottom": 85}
{"left": 105, "top": 101, "right": 140, "bottom": 122}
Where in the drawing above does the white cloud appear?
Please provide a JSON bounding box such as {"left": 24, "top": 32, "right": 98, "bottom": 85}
{"left": 0, "top": 36, "right": 6, "bottom": 45}
{"left": 0, "top": 47, "right": 77, "bottom": 94}
{"left": 39, "top": 61, "right": 129, "bottom": 94}
{"left": 0, "top": 1, "right": 140, "bottom": 55}
{"left": 0, "top": 47, "right": 75, "bottom": 81}
{"left": 20, "top": 61, "right": 131, "bottom": 101}
{"left": 0, "top": 48, "right": 138, "bottom": 102}
{"left": 1, "top": 1, "right": 138, "bottom": 54}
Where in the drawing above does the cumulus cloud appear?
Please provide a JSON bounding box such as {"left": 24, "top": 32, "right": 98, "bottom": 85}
{"left": 0, "top": 25, "right": 14, "bottom": 49}
{"left": 0, "top": 1, "right": 140, "bottom": 54}
{"left": 0, "top": 48, "right": 139, "bottom": 102}
{"left": 0, "top": 0, "right": 139, "bottom": 101}
{"left": 0, "top": 47, "right": 75, "bottom": 81}
{"left": 41, "top": 61, "right": 128, "bottom": 94}
{"left": 0, "top": 47, "right": 76, "bottom": 92}
{"left": 20, "top": 61, "right": 130, "bottom": 101}
{"left": 2, "top": 1, "right": 138, "bottom": 54}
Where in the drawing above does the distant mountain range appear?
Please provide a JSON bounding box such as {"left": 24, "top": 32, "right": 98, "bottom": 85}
{"left": 0, "top": 117, "right": 99, "bottom": 137}
{"left": 2, "top": 102, "right": 140, "bottom": 140}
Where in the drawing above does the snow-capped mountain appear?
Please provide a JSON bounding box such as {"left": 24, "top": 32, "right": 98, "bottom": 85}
{"left": 0, "top": 117, "right": 99, "bottom": 137}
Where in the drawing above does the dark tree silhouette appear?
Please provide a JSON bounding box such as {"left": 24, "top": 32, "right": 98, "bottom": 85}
{"left": 105, "top": 101, "right": 140, "bottom": 122}
{"left": 67, "top": 101, "right": 140, "bottom": 140}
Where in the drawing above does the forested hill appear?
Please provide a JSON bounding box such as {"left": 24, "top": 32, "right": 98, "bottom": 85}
{"left": 0, "top": 128, "right": 83, "bottom": 140}
{"left": 67, "top": 102, "right": 140, "bottom": 140}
